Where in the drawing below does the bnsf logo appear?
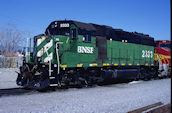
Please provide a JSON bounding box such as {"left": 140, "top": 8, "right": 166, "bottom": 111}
{"left": 77, "top": 46, "right": 94, "bottom": 54}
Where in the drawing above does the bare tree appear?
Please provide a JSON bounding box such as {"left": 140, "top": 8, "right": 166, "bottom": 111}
{"left": 0, "top": 25, "right": 29, "bottom": 55}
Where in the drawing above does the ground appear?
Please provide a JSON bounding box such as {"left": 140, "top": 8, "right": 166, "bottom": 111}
{"left": 0, "top": 68, "right": 171, "bottom": 113}
{"left": 0, "top": 68, "right": 20, "bottom": 89}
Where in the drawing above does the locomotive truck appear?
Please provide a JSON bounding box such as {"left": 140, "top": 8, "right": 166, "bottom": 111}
{"left": 16, "top": 20, "right": 171, "bottom": 90}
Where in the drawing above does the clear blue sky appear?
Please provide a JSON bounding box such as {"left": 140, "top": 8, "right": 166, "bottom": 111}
{"left": 0, "top": 0, "right": 170, "bottom": 40}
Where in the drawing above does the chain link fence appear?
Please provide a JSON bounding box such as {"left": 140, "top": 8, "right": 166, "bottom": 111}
{"left": 0, "top": 56, "right": 23, "bottom": 68}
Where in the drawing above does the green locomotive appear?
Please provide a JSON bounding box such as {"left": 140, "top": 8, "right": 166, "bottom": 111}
{"left": 17, "top": 20, "right": 155, "bottom": 90}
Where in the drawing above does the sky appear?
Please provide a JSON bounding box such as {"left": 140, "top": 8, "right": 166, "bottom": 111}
{"left": 0, "top": 0, "right": 171, "bottom": 41}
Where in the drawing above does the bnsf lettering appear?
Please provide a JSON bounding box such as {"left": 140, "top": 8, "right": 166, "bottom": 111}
{"left": 78, "top": 46, "right": 94, "bottom": 54}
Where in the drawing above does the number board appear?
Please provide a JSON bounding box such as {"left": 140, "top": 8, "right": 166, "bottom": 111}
{"left": 60, "top": 23, "right": 70, "bottom": 28}
{"left": 142, "top": 50, "right": 153, "bottom": 58}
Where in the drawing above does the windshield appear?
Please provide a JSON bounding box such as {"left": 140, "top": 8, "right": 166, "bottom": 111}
{"left": 160, "top": 44, "right": 171, "bottom": 49}
{"left": 46, "top": 22, "right": 70, "bottom": 36}
{"left": 50, "top": 27, "right": 70, "bottom": 36}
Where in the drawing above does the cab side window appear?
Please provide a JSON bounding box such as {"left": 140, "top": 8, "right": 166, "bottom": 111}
{"left": 83, "top": 34, "right": 91, "bottom": 42}
{"left": 87, "top": 34, "right": 91, "bottom": 42}
{"left": 71, "top": 29, "right": 76, "bottom": 39}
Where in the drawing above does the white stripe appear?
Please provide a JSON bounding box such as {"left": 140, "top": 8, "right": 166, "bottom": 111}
{"left": 44, "top": 52, "right": 53, "bottom": 62}
{"left": 66, "top": 37, "right": 69, "bottom": 43}
{"left": 37, "top": 36, "right": 46, "bottom": 46}
{"left": 50, "top": 77, "right": 55, "bottom": 79}
{"left": 49, "top": 84, "right": 58, "bottom": 86}
{"left": 37, "top": 48, "right": 43, "bottom": 57}
{"left": 44, "top": 40, "right": 53, "bottom": 52}
{"left": 37, "top": 39, "right": 53, "bottom": 57}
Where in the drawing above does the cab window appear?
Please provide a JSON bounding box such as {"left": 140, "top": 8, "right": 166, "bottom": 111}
{"left": 83, "top": 34, "right": 91, "bottom": 42}
{"left": 72, "top": 29, "right": 76, "bottom": 39}
{"left": 160, "top": 44, "right": 171, "bottom": 49}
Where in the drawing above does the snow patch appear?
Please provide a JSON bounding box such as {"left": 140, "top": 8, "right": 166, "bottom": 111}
{"left": 129, "top": 80, "right": 143, "bottom": 84}
{"left": 0, "top": 68, "right": 19, "bottom": 89}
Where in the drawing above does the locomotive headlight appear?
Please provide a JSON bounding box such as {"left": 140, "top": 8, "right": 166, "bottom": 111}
{"left": 54, "top": 64, "right": 57, "bottom": 67}
{"left": 83, "top": 37, "right": 85, "bottom": 41}
{"left": 110, "top": 38, "right": 112, "bottom": 43}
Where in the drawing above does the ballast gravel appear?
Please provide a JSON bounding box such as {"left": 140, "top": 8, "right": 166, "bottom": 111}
{"left": 0, "top": 68, "right": 171, "bottom": 113}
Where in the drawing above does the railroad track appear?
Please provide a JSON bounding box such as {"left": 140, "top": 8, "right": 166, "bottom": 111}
{"left": 128, "top": 102, "right": 171, "bottom": 113}
{"left": 0, "top": 87, "right": 34, "bottom": 97}
{"left": 0, "top": 84, "right": 90, "bottom": 97}
{"left": 0, "top": 79, "right": 156, "bottom": 97}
